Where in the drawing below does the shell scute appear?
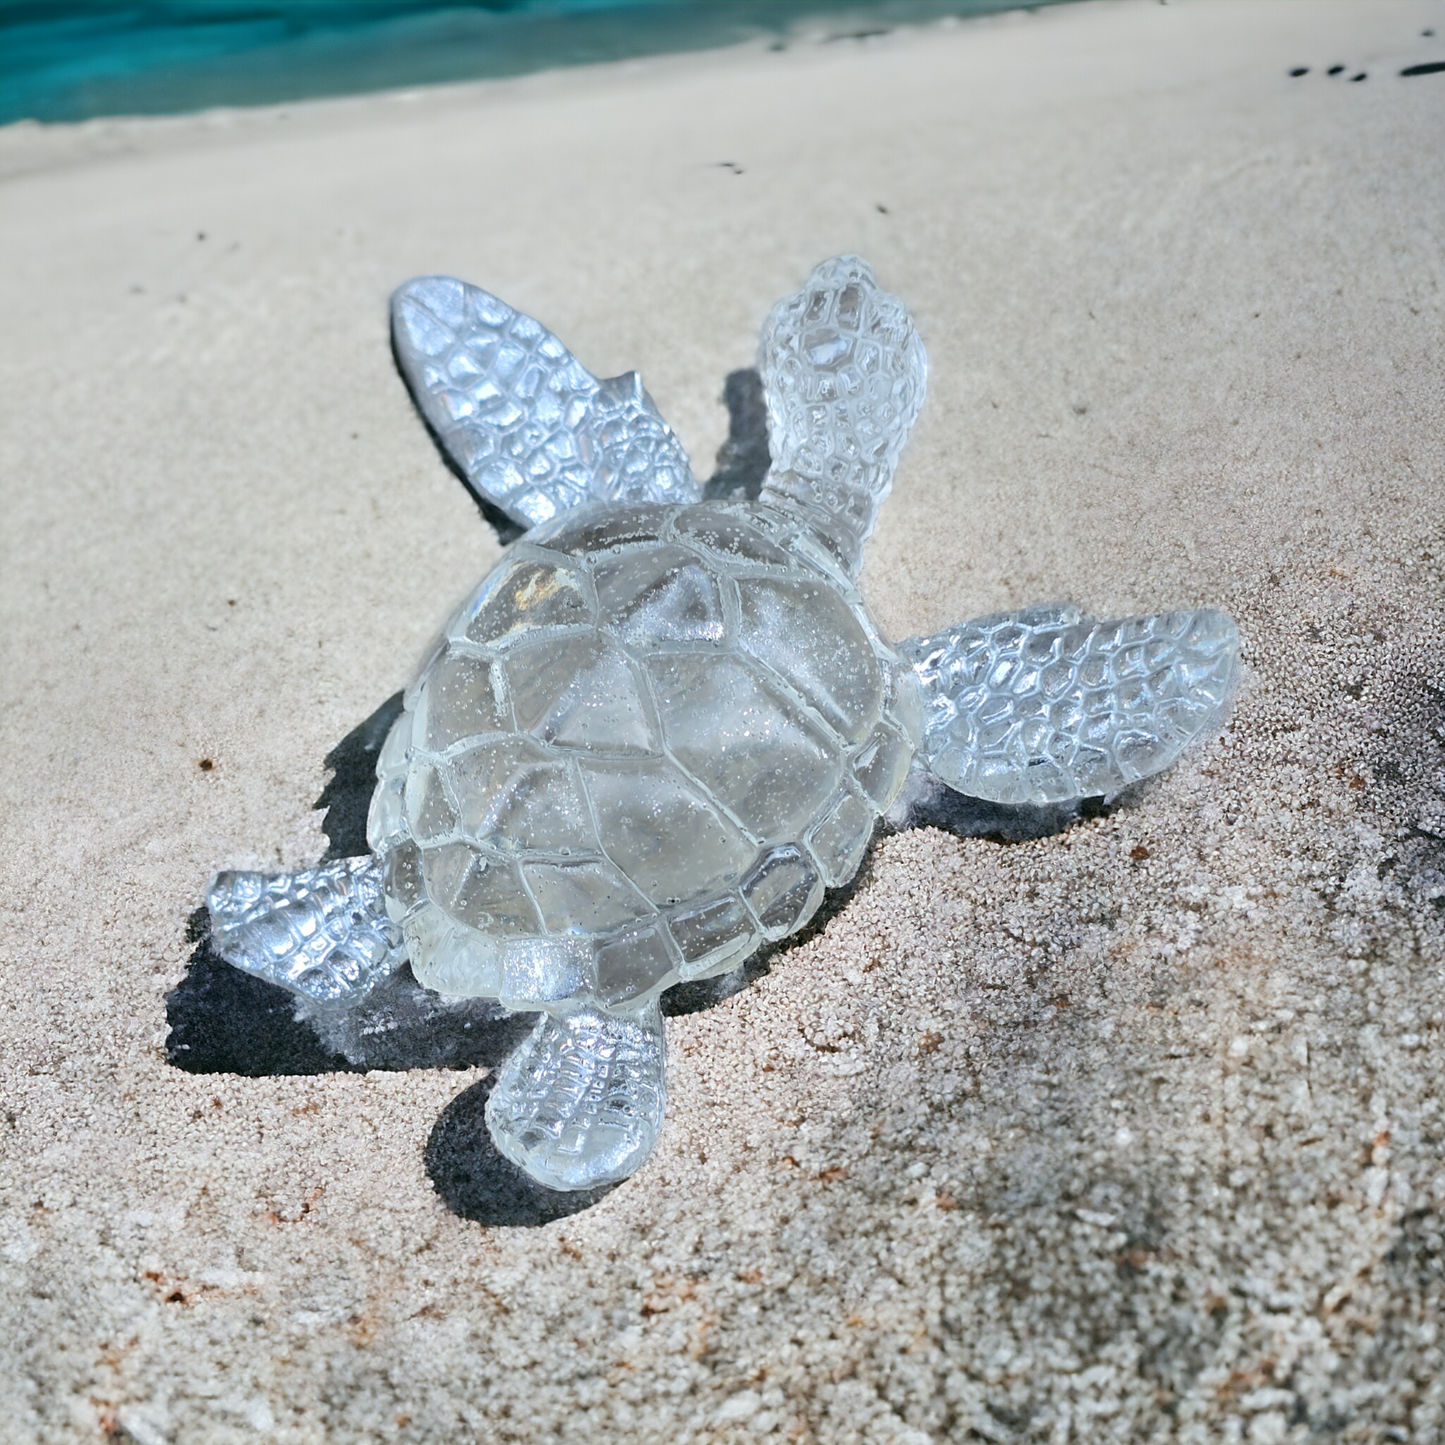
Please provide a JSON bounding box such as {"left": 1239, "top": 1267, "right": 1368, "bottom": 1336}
{"left": 383, "top": 839, "right": 425, "bottom": 919}
{"left": 666, "top": 893, "right": 759, "bottom": 978}
{"left": 367, "top": 773, "right": 407, "bottom": 854}
{"left": 741, "top": 845, "right": 823, "bottom": 939}
{"left": 404, "top": 761, "right": 459, "bottom": 845}
{"left": 670, "top": 506, "right": 793, "bottom": 568}
{"left": 523, "top": 857, "right": 653, "bottom": 935}
{"left": 806, "top": 786, "right": 876, "bottom": 887}
{"left": 504, "top": 632, "right": 657, "bottom": 755}
{"left": 593, "top": 543, "right": 727, "bottom": 647}
{"left": 594, "top": 924, "right": 678, "bottom": 1008}
{"left": 461, "top": 554, "right": 593, "bottom": 646}
{"left": 646, "top": 650, "right": 841, "bottom": 843}
{"left": 532, "top": 502, "right": 671, "bottom": 557}
{"left": 581, "top": 757, "right": 752, "bottom": 908}
{"left": 449, "top": 737, "right": 595, "bottom": 855}
{"left": 414, "top": 651, "right": 510, "bottom": 750}
{"left": 735, "top": 575, "right": 884, "bottom": 743}
{"left": 850, "top": 720, "right": 915, "bottom": 809}
{"left": 423, "top": 843, "right": 541, "bottom": 937}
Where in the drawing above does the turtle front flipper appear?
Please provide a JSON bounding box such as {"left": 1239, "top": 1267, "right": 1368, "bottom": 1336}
{"left": 207, "top": 857, "right": 405, "bottom": 1008}
{"left": 756, "top": 255, "right": 928, "bottom": 576}
{"left": 391, "top": 276, "right": 699, "bottom": 529}
{"left": 485, "top": 999, "right": 666, "bottom": 1192}
{"left": 901, "top": 605, "right": 1240, "bottom": 805}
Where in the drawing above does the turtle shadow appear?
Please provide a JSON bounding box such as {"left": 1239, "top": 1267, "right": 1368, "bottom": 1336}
{"left": 882, "top": 768, "right": 1144, "bottom": 844}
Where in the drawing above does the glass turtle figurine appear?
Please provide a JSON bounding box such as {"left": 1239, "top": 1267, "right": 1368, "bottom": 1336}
{"left": 207, "top": 257, "right": 1238, "bottom": 1192}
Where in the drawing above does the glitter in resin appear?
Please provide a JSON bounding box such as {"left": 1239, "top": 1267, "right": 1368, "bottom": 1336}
{"left": 207, "top": 257, "right": 1239, "bottom": 1192}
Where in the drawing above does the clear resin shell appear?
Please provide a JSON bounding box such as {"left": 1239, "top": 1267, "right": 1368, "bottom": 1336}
{"left": 368, "top": 499, "right": 923, "bottom": 1013}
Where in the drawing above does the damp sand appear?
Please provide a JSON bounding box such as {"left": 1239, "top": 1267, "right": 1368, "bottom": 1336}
{"left": 1, "top": 1, "right": 1443, "bottom": 1440}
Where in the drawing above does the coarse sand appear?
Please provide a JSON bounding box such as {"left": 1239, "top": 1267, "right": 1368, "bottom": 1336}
{"left": 2, "top": 1, "right": 1443, "bottom": 1440}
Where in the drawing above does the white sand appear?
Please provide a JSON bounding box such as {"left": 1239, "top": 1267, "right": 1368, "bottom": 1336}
{"left": 2, "top": 1, "right": 1444, "bottom": 1439}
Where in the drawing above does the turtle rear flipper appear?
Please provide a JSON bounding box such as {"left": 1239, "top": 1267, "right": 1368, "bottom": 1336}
{"left": 207, "top": 857, "right": 405, "bottom": 1008}
{"left": 485, "top": 1000, "right": 666, "bottom": 1192}
{"left": 392, "top": 276, "right": 698, "bottom": 530}
{"left": 902, "top": 605, "right": 1240, "bottom": 805}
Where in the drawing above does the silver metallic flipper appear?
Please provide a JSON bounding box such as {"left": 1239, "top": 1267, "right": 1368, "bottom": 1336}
{"left": 758, "top": 255, "right": 928, "bottom": 576}
{"left": 207, "top": 857, "right": 405, "bottom": 1008}
{"left": 392, "top": 276, "right": 699, "bottom": 528}
{"left": 903, "top": 605, "right": 1239, "bottom": 805}
{"left": 485, "top": 1000, "right": 666, "bottom": 1191}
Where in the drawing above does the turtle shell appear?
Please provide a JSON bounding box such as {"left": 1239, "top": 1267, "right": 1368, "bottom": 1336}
{"left": 367, "top": 501, "right": 921, "bottom": 1010}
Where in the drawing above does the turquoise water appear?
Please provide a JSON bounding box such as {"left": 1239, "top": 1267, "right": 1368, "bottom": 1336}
{"left": 0, "top": 0, "right": 1069, "bottom": 127}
